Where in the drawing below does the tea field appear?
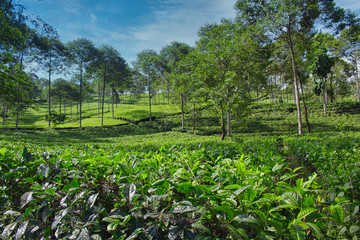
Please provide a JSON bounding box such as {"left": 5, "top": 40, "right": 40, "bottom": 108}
{"left": 0, "top": 102, "right": 359, "bottom": 239}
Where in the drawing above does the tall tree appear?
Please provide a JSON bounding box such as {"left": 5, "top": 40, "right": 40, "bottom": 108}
{"left": 235, "top": 0, "right": 354, "bottom": 134}
{"left": 96, "top": 45, "right": 127, "bottom": 126}
{"left": 132, "top": 49, "right": 159, "bottom": 123}
{"left": 195, "top": 20, "right": 254, "bottom": 140}
{"left": 67, "top": 38, "right": 97, "bottom": 128}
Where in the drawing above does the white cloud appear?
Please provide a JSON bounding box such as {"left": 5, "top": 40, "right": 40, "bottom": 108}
{"left": 126, "top": 0, "right": 237, "bottom": 53}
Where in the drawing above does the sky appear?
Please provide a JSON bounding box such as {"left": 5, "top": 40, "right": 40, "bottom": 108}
{"left": 24, "top": 0, "right": 360, "bottom": 66}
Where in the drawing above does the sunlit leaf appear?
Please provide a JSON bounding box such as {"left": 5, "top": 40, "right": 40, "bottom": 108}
{"left": 21, "top": 191, "right": 33, "bottom": 208}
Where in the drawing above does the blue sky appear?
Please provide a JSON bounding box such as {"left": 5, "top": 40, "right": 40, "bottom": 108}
{"left": 25, "top": 0, "right": 237, "bottom": 64}
{"left": 25, "top": 0, "right": 360, "bottom": 66}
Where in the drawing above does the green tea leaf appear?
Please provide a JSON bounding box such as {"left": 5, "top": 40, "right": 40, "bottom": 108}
{"left": 21, "top": 191, "right": 33, "bottom": 208}
{"left": 350, "top": 225, "right": 360, "bottom": 234}
{"left": 77, "top": 228, "right": 90, "bottom": 240}
{"left": 4, "top": 210, "right": 20, "bottom": 216}
{"left": 167, "top": 226, "right": 183, "bottom": 240}
{"left": 25, "top": 177, "right": 35, "bottom": 184}
{"left": 233, "top": 185, "right": 252, "bottom": 196}
{"left": 52, "top": 208, "right": 69, "bottom": 230}
{"left": 306, "top": 223, "right": 324, "bottom": 240}
{"left": 297, "top": 208, "right": 317, "bottom": 220}
{"left": 171, "top": 206, "right": 196, "bottom": 213}
{"left": 330, "top": 205, "right": 344, "bottom": 224}
{"left": 123, "top": 183, "right": 136, "bottom": 203}
{"left": 213, "top": 206, "right": 233, "bottom": 220}
{"left": 37, "top": 163, "right": 49, "bottom": 178}
{"left": 87, "top": 193, "right": 99, "bottom": 208}
{"left": 227, "top": 224, "right": 247, "bottom": 240}
{"left": 290, "top": 224, "right": 306, "bottom": 240}
{"left": 191, "top": 223, "right": 211, "bottom": 234}
{"left": 145, "top": 223, "right": 159, "bottom": 240}
{"left": 45, "top": 188, "right": 56, "bottom": 196}
{"left": 126, "top": 228, "right": 143, "bottom": 240}
{"left": 15, "top": 221, "right": 28, "bottom": 240}
{"left": 234, "top": 214, "right": 258, "bottom": 224}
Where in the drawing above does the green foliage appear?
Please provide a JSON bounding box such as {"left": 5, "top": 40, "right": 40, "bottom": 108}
{"left": 0, "top": 125, "right": 359, "bottom": 239}
{"left": 44, "top": 111, "right": 67, "bottom": 125}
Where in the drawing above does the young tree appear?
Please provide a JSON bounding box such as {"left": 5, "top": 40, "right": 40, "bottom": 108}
{"left": 195, "top": 20, "right": 254, "bottom": 140}
{"left": 96, "top": 45, "right": 128, "bottom": 126}
{"left": 132, "top": 49, "right": 159, "bottom": 123}
{"left": 67, "top": 38, "right": 97, "bottom": 128}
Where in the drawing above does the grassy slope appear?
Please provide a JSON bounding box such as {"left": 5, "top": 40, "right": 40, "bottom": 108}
{"left": 1, "top": 93, "right": 180, "bottom": 128}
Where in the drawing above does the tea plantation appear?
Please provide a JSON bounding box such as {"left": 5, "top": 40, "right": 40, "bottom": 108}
{"left": 0, "top": 102, "right": 359, "bottom": 239}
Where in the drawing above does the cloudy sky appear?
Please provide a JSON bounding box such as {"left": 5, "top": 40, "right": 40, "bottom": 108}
{"left": 25, "top": 0, "right": 360, "bottom": 65}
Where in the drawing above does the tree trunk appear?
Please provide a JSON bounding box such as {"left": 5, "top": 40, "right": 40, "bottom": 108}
{"left": 323, "top": 80, "right": 327, "bottom": 116}
{"left": 108, "top": 93, "right": 110, "bottom": 112}
{"left": 97, "top": 81, "right": 100, "bottom": 118}
{"left": 299, "top": 77, "right": 311, "bottom": 133}
{"left": 220, "top": 104, "right": 226, "bottom": 141}
{"left": 181, "top": 93, "right": 185, "bottom": 130}
{"left": 192, "top": 101, "right": 196, "bottom": 134}
{"left": 287, "top": 30, "right": 302, "bottom": 135}
{"left": 129, "top": 92, "right": 132, "bottom": 108}
{"left": 59, "top": 96, "right": 62, "bottom": 114}
{"left": 79, "top": 61, "right": 83, "bottom": 128}
{"left": 329, "top": 73, "right": 334, "bottom": 103}
{"left": 101, "top": 70, "right": 106, "bottom": 126}
{"left": 112, "top": 88, "right": 114, "bottom": 119}
{"left": 70, "top": 101, "right": 72, "bottom": 118}
{"left": 48, "top": 46, "right": 52, "bottom": 128}
{"left": 167, "top": 87, "right": 170, "bottom": 105}
{"left": 148, "top": 81, "right": 152, "bottom": 123}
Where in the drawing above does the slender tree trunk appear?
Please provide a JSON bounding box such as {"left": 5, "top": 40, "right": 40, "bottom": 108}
{"left": 167, "top": 87, "right": 170, "bottom": 105}
{"left": 59, "top": 96, "right": 61, "bottom": 114}
{"left": 220, "top": 104, "right": 225, "bottom": 141}
{"left": 15, "top": 50, "right": 25, "bottom": 129}
{"left": 181, "top": 93, "right": 185, "bottom": 130}
{"left": 70, "top": 101, "right": 72, "bottom": 118}
{"left": 108, "top": 92, "right": 110, "bottom": 112}
{"left": 15, "top": 105, "right": 20, "bottom": 129}
{"left": 287, "top": 29, "right": 302, "bottom": 135}
{"left": 97, "top": 81, "right": 100, "bottom": 118}
{"left": 112, "top": 88, "right": 114, "bottom": 119}
{"left": 129, "top": 92, "right": 132, "bottom": 108}
{"left": 64, "top": 99, "right": 66, "bottom": 115}
{"left": 48, "top": 46, "right": 52, "bottom": 128}
{"left": 299, "top": 77, "right": 310, "bottom": 133}
{"left": 148, "top": 81, "right": 152, "bottom": 123}
{"left": 274, "top": 65, "right": 277, "bottom": 104}
{"left": 192, "top": 101, "right": 196, "bottom": 134}
{"left": 101, "top": 70, "right": 106, "bottom": 126}
{"left": 79, "top": 61, "right": 83, "bottom": 128}
{"left": 323, "top": 80, "right": 327, "bottom": 116}
{"left": 329, "top": 73, "right": 334, "bottom": 103}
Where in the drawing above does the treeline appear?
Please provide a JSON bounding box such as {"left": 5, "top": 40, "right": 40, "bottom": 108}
{"left": 1, "top": 0, "right": 359, "bottom": 138}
